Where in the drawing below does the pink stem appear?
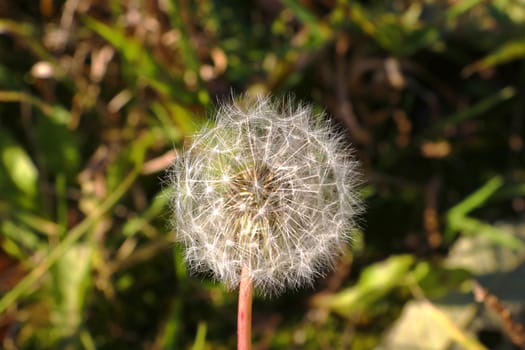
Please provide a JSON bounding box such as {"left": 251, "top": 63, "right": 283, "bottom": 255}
{"left": 237, "top": 266, "right": 253, "bottom": 350}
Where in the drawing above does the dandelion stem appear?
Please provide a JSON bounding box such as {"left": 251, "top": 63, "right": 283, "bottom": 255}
{"left": 237, "top": 266, "right": 253, "bottom": 350}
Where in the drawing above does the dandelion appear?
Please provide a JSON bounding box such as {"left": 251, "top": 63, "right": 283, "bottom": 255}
{"left": 169, "top": 95, "right": 362, "bottom": 349}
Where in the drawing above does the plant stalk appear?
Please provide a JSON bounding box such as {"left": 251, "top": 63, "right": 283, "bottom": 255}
{"left": 237, "top": 266, "right": 253, "bottom": 350}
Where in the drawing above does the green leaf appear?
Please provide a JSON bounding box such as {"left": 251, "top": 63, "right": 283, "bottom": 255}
{"left": 348, "top": 3, "right": 441, "bottom": 56}
{"left": 0, "top": 166, "right": 140, "bottom": 314}
{"left": 428, "top": 87, "right": 516, "bottom": 136}
{"left": 0, "top": 129, "right": 38, "bottom": 198}
{"left": 0, "top": 91, "right": 72, "bottom": 124}
{"left": 412, "top": 262, "right": 471, "bottom": 299}
{"left": 449, "top": 216, "right": 523, "bottom": 249}
{"left": 191, "top": 322, "right": 207, "bottom": 350}
{"left": 445, "top": 0, "right": 485, "bottom": 21}
{"left": 465, "top": 37, "right": 525, "bottom": 75}
{"left": 106, "top": 131, "right": 153, "bottom": 191}
{"left": 1, "top": 220, "right": 44, "bottom": 258}
{"left": 446, "top": 177, "right": 523, "bottom": 249}
{"left": 315, "top": 255, "right": 415, "bottom": 317}
{"left": 50, "top": 243, "right": 93, "bottom": 344}
{"left": 448, "top": 176, "right": 503, "bottom": 219}
{"left": 150, "top": 101, "right": 203, "bottom": 143}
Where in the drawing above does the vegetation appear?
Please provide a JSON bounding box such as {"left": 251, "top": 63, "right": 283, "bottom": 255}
{"left": 1, "top": 1, "right": 524, "bottom": 349}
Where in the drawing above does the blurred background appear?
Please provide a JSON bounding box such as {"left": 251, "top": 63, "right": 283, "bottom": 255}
{"left": 1, "top": 0, "right": 525, "bottom": 349}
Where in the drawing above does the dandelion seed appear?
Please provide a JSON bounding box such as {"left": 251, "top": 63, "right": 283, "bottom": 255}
{"left": 169, "top": 95, "right": 362, "bottom": 296}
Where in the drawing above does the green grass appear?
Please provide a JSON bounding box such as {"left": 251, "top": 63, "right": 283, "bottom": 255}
{"left": 1, "top": 0, "right": 525, "bottom": 348}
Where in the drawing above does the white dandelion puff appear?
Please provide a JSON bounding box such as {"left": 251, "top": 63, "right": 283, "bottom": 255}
{"left": 169, "top": 95, "right": 362, "bottom": 296}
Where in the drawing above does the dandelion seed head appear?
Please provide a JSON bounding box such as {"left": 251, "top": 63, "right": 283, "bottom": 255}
{"left": 170, "top": 95, "right": 362, "bottom": 296}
